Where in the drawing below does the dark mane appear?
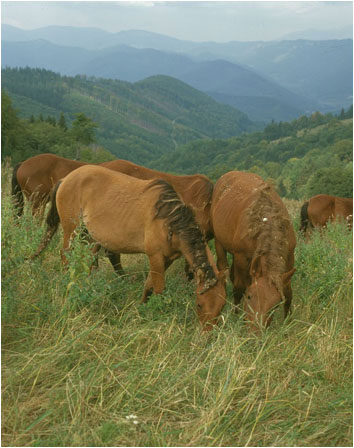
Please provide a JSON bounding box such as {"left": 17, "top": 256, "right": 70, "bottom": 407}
{"left": 247, "top": 184, "right": 290, "bottom": 292}
{"left": 149, "top": 179, "right": 216, "bottom": 282}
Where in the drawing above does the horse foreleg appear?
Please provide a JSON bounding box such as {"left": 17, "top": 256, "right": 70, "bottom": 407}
{"left": 141, "top": 254, "right": 168, "bottom": 303}
{"left": 215, "top": 239, "right": 229, "bottom": 274}
{"left": 106, "top": 251, "right": 125, "bottom": 276}
{"left": 283, "top": 285, "right": 293, "bottom": 320}
{"left": 231, "top": 255, "right": 247, "bottom": 311}
{"left": 89, "top": 243, "right": 100, "bottom": 273}
{"left": 184, "top": 259, "right": 194, "bottom": 281}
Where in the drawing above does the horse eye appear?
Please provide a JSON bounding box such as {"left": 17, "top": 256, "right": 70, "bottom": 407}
{"left": 197, "top": 303, "right": 202, "bottom": 309}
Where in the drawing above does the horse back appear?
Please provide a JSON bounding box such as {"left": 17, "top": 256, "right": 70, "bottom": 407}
{"left": 307, "top": 194, "right": 336, "bottom": 227}
{"left": 56, "top": 165, "right": 161, "bottom": 253}
{"left": 102, "top": 159, "right": 214, "bottom": 236}
{"left": 101, "top": 159, "right": 156, "bottom": 180}
{"left": 102, "top": 159, "right": 212, "bottom": 200}
{"left": 211, "top": 171, "right": 265, "bottom": 250}
{"left": 212, "top": 171, "right": 295, "bottom": 256}
{"left": 335, "top": 197, "right": 353, "bottom": 220}
{"left": 17, "top": 153, "right": 87, "bottom": 196}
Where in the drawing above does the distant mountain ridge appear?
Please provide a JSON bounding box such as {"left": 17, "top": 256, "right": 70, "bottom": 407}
{"left": 2, "top": 37, "right": 318, "bottom": 122}
{"left": 1, "top": 24, "right": 194, "bottom": 51}
{"left": 2, "top": 24, "right": 353, "bottom": 122}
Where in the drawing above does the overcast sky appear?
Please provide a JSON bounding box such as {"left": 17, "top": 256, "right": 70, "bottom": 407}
{"left": 1, "top": 1, "right": 353, "bottom": 42}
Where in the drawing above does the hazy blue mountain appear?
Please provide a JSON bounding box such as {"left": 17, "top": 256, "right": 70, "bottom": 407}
{"left": 75, "top": 45, "right": 193, "bottom": 81}
{"left": 2, "top": 39, "right": 316, "bottom": 122}
{"left": 1, "top": 24, "right": 196, "bottom": 51}
{"left": 2, "top": 25, "right": 352, "bottom": 118}
{"left": 177, "top": 59, "right": 312, "bottom": 110}
{"left": 185, "top": 39, "right": 353, "bottom": 111}
{"left": 280, "top": 25, "right": 353, "bottom": 41}
{"left": 2, "top": 39, "right": 94, "bottom": 74}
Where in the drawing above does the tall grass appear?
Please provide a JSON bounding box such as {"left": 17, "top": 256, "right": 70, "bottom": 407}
{"left": 2, "top": 171, "right": 352, "bottom": 447}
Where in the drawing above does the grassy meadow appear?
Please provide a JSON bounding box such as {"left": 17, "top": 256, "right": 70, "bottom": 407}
{"left": 2, "top": 166, "right": 353, "bottom": 447}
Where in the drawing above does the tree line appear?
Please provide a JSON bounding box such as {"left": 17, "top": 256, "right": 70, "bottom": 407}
{"left": 151, "top": 108, "right": 353, "bottom": 199}
{"left": 2, "top": 92, "right": 114, "bottom": 164}
{"left": 2, "top": 86, "right": 352, "bottom": 200}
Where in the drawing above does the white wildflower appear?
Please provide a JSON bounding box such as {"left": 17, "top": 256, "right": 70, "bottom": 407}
{"left": 262, "top": 217, "right": 268, "bottom": 222}
{"left": 125, "top": 414, "right": 138, "bottom": 421}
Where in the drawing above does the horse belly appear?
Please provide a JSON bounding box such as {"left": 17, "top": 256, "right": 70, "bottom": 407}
{"left": 84, "top": 211, "right": 146, "bottom": 254}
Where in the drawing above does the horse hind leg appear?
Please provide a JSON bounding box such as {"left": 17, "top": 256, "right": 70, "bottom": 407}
{"left": 106, "top": 251, "right": 125, "bottom": 276}
{"left": 11, "top": 164, "right": 24, "bottom": 219}
{"left": 60, "top": 219, "right": 80, "bottom": 267}
{"left": 231, "top": 256, "right": 247, "bottom": 311}
{"left": 31, "top": 191, "right": 49, "bottom": 223}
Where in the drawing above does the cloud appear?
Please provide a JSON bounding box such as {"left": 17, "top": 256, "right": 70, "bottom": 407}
{"left": 1, "top": 1, "right": 352, "bottom": 42}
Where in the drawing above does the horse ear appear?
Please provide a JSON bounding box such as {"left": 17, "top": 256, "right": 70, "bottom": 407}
{"left": 282, "top": 268, "right": 296, "bottom": 286}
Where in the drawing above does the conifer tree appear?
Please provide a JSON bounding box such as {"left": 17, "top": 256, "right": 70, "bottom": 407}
{"left": 58, "top": 112, "right": 67, "bottom": 131}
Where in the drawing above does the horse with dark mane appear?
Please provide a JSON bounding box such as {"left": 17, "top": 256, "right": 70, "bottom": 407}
{"left": 101, "top": 159, "right": 214, "bottom": 277}
{"left": 31, "top": 165, "right": 226, "bottom": 330}
{"left": 300, "top": 194, "right": 353, "bottom": 234}
{"left": 210, "top": 171, "right": 296, "bottom": 332}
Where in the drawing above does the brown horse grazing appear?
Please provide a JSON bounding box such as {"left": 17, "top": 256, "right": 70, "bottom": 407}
{"left": 12, "top": 153, "right": 87, "bottom": 217}
{"left": 210, "top": 171, "right": 296, "bottom": 332}
{"left": 101, "top": 159, "right": 214, "bottom": 278}
{"left": 31, "top": 165, "right": 226, "bottom": 330}
{"left": 300, "top": 194, "right": 353, "bottom": 234}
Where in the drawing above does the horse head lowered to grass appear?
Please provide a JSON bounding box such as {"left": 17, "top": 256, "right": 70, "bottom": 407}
{"left": 211, "top": 171, "right": 296, "bottom": 332}
{"left": 31, "top": 165, "right": 226, "bottom": 330}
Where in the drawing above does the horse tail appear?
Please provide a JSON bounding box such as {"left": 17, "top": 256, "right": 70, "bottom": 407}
{"left": 11, "top": 163, "right": 24, "bottom": 218}
{"left": 30, "top": 181, "right": 62, "bottom": 260}
{"left": 300, "top": 201, "right": 309, "bottom": 233}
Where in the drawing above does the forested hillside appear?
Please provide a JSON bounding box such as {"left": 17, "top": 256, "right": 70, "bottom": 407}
{"left": 2, "top": 67, "right": 257, "bottom": 163}
{"left": 2, "top": 67, "right": 352, "bottom": 201}
{"left": 152, "top": 109, "right": 353, "bottom": 199}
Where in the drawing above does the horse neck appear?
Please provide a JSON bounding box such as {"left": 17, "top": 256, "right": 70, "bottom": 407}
{"left": 250, "top": 223, "right": 289, "bottom": 292}
{"left": 251, "top": 254, "right": 284, "bottom": 295}
{"left": 177, "top": 236, "right": 215, "bottom": 277}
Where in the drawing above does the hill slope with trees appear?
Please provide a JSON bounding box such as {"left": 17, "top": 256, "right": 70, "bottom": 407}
{"left": 2, "top": 67, "right": 258, "bottom": 163}
{"left": 2, "top": 70, "right": 352, "bottom": 201}
{"left": 151, "top": 109, "right": 353, "bottom": 199}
